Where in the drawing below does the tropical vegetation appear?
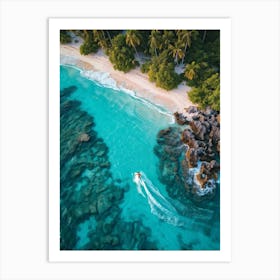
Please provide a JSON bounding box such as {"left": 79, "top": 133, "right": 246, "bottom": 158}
{"left": 60, "top": 29, "right": 220, "bottom": 111}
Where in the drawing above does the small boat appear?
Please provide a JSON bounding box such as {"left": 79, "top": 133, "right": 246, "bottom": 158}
{"left": 134, "top": 172, "right": 141, "bottom": 180}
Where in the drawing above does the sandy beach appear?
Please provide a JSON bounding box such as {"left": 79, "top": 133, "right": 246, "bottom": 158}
{"left": 60, "top": 42, "right": 194, "bottom": 114}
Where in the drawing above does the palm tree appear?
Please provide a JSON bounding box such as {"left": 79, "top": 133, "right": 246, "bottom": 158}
{"left": 177, "top": 30, "right": 191, "bottom": 52}
{"left": 105, "top": 30, "right": 112, "bottom": 46}
{"left": 176, "top": 30, "right": 198, "bottom": 63}
{"left": 149, "top": 30, "right": 162, "bottom": 57}
{"left": 126, "top": 30, "right": 142, "bottom": 59}
{"left": 162, "top": 30, "right": 175, "bottom": 50}
{"left": 185, "top": 61, "right": 200, "bottom": 80}
{"left": 83, "top": 30, "right": 90, "bottom": 40}
{"left": 169, "top": 42, "right": 185, "bottom": 65}
{"left": 93, "top": 30, "right": 109, "bottom": 50}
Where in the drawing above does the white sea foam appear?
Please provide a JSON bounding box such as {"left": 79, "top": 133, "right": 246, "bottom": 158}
{"left": 188, "top": 162, "right": 202, "bottom": 178}
{"left": 60, "top": 55, "right": 80, "bottom": 68}
{"left": 94, "top": 73, "right": 175, "bottom": 123}
{"left": 189, "top": 162, "right": 217, "bottom": 197}
{"left": 81, "top": 70, "right": 119, "bottom": 91}
{"left": 60, "top": 62, "right": 175, "bottom": 123}
{"left": 133, "top": 171, "right": 184, "bottom": 227}
{"left": 195, "top": 179, "right": 216, "bottom": 196}
{"left": 133, "top": 175, "right": 146, "bottom": 198}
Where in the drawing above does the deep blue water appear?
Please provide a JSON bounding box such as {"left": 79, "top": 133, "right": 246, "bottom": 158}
{"left": 60, "top": 65, "right": 220, "bottom": 250}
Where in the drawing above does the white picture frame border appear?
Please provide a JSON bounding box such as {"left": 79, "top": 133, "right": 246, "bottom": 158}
{"left": 49, "top": 18, "right": 231, "bottom": 262}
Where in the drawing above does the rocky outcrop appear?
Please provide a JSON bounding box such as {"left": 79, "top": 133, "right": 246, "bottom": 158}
{"left": 155, "top": 106, "right": 220, "bottom": 202}
{"left": 196, "top": 160, "right": 219, "bottom": 188}
{"left": 181, "top": 129, "right": 198, "bottom": 149}
{"left": 180, "top": 107, "right": 220, "bottom": 199}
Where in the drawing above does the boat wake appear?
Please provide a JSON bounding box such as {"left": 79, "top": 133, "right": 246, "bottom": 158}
{"left": 133, "top": 172, "right": 186, "bottom": 227}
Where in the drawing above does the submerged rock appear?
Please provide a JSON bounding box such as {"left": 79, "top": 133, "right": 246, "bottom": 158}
{"left": 102, "top": 235, "right": 120, "bottom": 246}
{"left": 78, "top": 133, "right": 90, "bottom": 142}
{"left": 60, "top": 85, "right": 78, "bottom": 98}
{"left": 60, "top": 84, "right": 160, "bottom": 250}
{"left": 95, "top": 184, "right": 109, "bottom": 194}
{"left": 89, "top": 202, "right": 98, "bottom": 214}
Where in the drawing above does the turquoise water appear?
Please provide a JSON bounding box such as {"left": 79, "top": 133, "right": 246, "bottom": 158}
{"left": 60, "top": 65, "right": 220, "bottom": 250}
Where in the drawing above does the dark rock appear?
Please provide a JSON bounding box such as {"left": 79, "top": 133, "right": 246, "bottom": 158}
{"left": 205, "top": 107, "right": 215, "bottom": 116}
{"left": 190, "top": 121, "right": 207, "bottom": 140}
{"left": 192, "top": 114, "right": 200, "bottom": 121}
{"left": 186, "top": 106, "right": 198, "bottom": 114}
{"left": 181, "top": 129, "right": 198, "bottom": 149}
{"left": 210, "top": 160, "right": 219, "bottom": 170}
{"left": 157, "top": 127, "right": 172, "bottom": 138}
{"left": 185, "top": 148, "right": 198, "bottom": 168}
{"left": 172, "top": 107, "right": 220, "bottom": 200}
{"left": 210, "top": 126, "right": 220, "bottom": 144}
{"left": 60, "top": 85, "right": 78, "bottom": 98}
{"left": 174, "top": 112, "right": 189, "bottom": 125}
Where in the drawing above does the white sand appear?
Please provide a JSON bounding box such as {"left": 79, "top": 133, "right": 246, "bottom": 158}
{"left": 60, "top": 43, "right": 194, "bottom": 114}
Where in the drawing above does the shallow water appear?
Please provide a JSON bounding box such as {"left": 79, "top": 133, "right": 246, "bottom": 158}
{"left": 60, "top": 65, "right": 220, "bottom": 250}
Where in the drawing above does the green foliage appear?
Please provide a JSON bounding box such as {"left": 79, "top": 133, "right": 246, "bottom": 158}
{"left": 155, "top": 63, "right": 181, "bottom": 90}
{"left": 205, "top": 38, "right": 220, "bottom": 70}
{"left": 185, "top": 61, "right": 199, "bottom": 81}
{"left": 168, "top": 42, "right": 185, "bottom": 65}
{"left": 137, "top": 31, "right": 152, "bottom": 55}
{"left": 147, "top": 53, "right": 180, "bottom": 90}
{"left": 93, "top": 30, "right": 109, "bottom": 50}
{"left": 60, "top": 30, "right": 72, "bottom": 44}
{"left": 109, "top": 34, "right": 136, "bottom": 73}
{"left": 185, "top": 61, "right": 215, "bottom": 87}
{"left": 147, "top": 51, "right": 173, "bottom": 82}
{"left": 149, "top": 30, "right": 162, "bottom": 57}
{"left": 80, "top": 41, "right": 99, "bottom": 55}
{"left": 140, "top": 61, "right": 151, "bottom": 73}
{"left": 63, "top": 29, "right": 220, "bottom": 110}
{"left": 162, "top": 30, "right": 176, "bottom": 50}
{"left": 188, "top": 73, "right": 220, "bottom": 111}
{"left": 72, "top": 30, "right": 84, "bottom": 37}
{"left": 126, "top": 31, "right": 142, "bottom": 52}
{"left": 79, "top": 30, "right": 99, "bottom": 55}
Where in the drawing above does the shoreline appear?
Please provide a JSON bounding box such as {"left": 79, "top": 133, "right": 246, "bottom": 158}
{"left": 60, "top": 43, "right": 194, "bottom": 115}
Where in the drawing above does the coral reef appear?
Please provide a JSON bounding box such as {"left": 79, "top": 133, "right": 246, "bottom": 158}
{"left": 60, "top": 86, "right": 157, "bottom": 250}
